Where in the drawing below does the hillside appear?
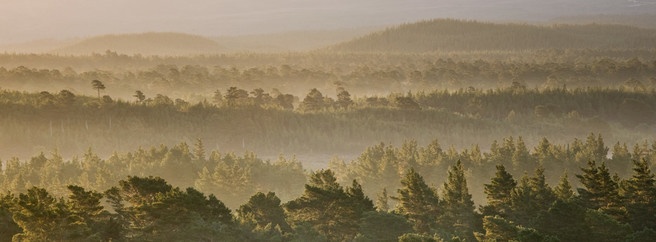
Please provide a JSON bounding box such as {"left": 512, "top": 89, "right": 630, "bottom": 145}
{"left": 330, "top": 19, "right": 656, "bottom": 52}
{"left": 53, "top": 32, "right": 224, "bottom": 56}
{"left": 551, "top": 14, "right": 656, "bottom": 29}
{"left": 212, "top": 26, "right": 382, "bottom": 52}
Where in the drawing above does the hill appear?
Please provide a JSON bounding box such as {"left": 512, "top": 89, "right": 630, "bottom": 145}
{"left": 212, "top": 26, "right": 382, "bottom": 53}
{"left": 330, "top": 19, "right": 656, "bottom": 52}
{"left": 550, "top": 14, "right": 656, "bottom": 29}
{"left": 53, "top": 32, "right": 224, "bottom": 56}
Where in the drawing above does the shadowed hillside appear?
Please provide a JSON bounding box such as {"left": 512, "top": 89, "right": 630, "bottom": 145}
{"left": 331, "top": 19, "right": 656, "bottom": 52}
{"left": 54, "top": 32, "right": 224, "bottom": 56}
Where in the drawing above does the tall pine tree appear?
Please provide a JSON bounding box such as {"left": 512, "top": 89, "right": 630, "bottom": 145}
{"left": 395, "top": 168, "right": 440, "bottom": 234}
{"left": 624, "top": 159, "right": 656, "bottom": 230}
{"left": 440, "top": 160, "right": 478, "bottom": 240}
{"left": 482, "top": 164, "right": 516, "bottom": 218}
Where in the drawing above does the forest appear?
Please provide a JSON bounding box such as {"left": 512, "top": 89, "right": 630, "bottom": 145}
{"left": 0, "top": 135, "right": 655, "bottom": 241}
{"left": 0, "top": 86, "right": 655, "bottom": 162}
{"left": 1, "top": 15, "right": 656, "bottom": 241}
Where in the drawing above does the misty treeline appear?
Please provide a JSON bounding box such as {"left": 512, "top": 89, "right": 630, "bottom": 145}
{"left": 1, "top": 85, "right": 655, "bottom": 159}
{"left": 331, "top": 19, "right": 656, "bottom": 52}
{"left": 1, "top": 52, "right": 656, "bottom": 96}
{"left": 1, "top": 134, "right": 656, "bottom": 241}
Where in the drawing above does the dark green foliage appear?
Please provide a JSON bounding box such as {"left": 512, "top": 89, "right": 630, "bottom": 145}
{"left": 478, "top": 215, "right": 519, "bottom": 241}
{"left": 625, "top": 227, "right": 656, "bottom": 242}
{"left": 585, "top": 209, "right": 632, "bottom": 242}
{"left": 440, "top": 160, "right": 478, "bottom": 240}
{"left": 355, "top": 211, "right": 413, "bottom": 242}
{"left": 623, "top": 159, "right": 656, "bottom": 230}
{"left": 11, "top": 187, "right": 86, "bottom": 241}
{"left": 1, "top": 141, "right": 656, "bottom": 240}
{"left": 483, "top": 164, "right": 516, "bottom": 217}
{"left": 287, "top": 222, "right": 328, "bottom": 242}
{"left": 576, "top": 160, "right": 626, "bottom": 219}
{"left": 395, "top": 168, "right": 441, "bottom": 234}
{"left": 398, "top": 233, "right": 439, "bottom": 242}
{"left": 108, "top": 176, "right": 233, "bottom": 241}
{"left": 237, "top": 192, "right": 291, "bottom": 233}
{"left": 0, "top": 193, "right": 21, "bottom": 241}
{"left": 535, "top": 199, "right": 590, "bottom": 241}
{"left": 285, "top": 170, "right": 374, "bottom": 241}
{"left": 553, "top": 172, "right": 574, "bottom": 201}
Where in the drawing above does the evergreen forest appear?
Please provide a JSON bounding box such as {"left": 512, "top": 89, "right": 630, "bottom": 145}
{"left": 1, "top": 17, "right": 656, "bottom": 241}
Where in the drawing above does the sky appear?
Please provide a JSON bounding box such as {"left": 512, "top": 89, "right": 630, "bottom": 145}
{"left": 1, "top": 0, "right": 655, "bottom": 44}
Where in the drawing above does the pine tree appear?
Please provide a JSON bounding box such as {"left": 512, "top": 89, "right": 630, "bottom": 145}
{"left": 440, "top": 160, "right": 478, "bottom": 240}
{"left": 91, "top": 80, "right": 106, "bottom": 99}
{"left": 509, "top": 174, "right": 536, "bottom": 226}
{"left": 395, "top": 168, "right": 440, "bottom": 234}
{"left": 624, "top": 159, "right": 656, "bottom": 230}
{"left": 285, "top": 170, "right": 372, "bottom": 241}
{"left": 483, "top": 164, "right": 516, "bottom": 217}
{"left": 529, "top": 165, "right": 556, "bottom": 211}
{"left": 335, "top": 88, "right": 354, "bottom": 110}
{"left": 300, "top": 88, "right": 325, "bottom": 112}
{"left": 12, "top": 187, "right": 86, "bottom": 241}
{"left": 576, "top": 160, "right": 625, "bottom": 220}
{"left": 238, "top": 192, "right": 291, "bottom": 232}
{"left": 133, "top": 90, "right": 146, "bottom": 103}
{"left": 554, "top": 171, "right": 574, "bottom": 201}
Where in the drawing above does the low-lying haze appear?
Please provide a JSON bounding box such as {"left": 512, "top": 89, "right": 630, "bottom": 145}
{"left": 2, "top": 0, "right": 656, "bottom": 44}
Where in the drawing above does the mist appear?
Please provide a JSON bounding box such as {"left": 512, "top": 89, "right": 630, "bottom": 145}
{"left": 1, "top": 1, "right": 656, "bottom": 241}
{"left": 2, "top": 0, "right": 656, "bottom": 44}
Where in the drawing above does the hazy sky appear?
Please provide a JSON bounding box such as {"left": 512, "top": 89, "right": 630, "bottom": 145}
{"left": 1, "top": 0, "right": 655, "bottom": 44}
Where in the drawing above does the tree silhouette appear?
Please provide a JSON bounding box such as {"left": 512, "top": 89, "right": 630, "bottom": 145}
{"left": 91, "top": 80, "right": 106, "bottom": 99}
{"left": 133, "top": 90, "right": 145, "bottom": 103}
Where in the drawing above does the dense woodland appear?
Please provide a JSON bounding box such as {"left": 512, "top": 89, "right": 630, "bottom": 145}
{"left": 2, "top": 18, "right": 656, "bottom": 241}
{"left": 0, "top": 86, "right": 655, "bottom": 160}
{"left": 1, "top": 135, "right": 656, "bottom": 241}
{"left": 1, "top": 51, "right": 655, "bottom": 98}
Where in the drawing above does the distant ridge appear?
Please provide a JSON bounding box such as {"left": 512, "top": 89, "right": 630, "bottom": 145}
{"left": 330, "top": 19, "right": 656, "bottom": 52}
{"left": 54, "top": 32, "right": 224, "bottom": 56}
{"left": 550, "top": 14, "right": 656, "bottom": 29}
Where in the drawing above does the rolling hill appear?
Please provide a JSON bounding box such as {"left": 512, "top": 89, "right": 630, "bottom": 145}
{"left": 550, "top": 14, "right": 656, "bottom": 29}
{"left": 53, "top": 32, "right": 224, "bottom": 56}
{"left": 330, "top": 19, "right": 656, "bottom": 53}
{"left": 211, "top": 26, "right": 382, "bottom": 53}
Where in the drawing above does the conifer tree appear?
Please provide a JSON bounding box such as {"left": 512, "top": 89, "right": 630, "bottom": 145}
{"left": 91, "top": 80, "right": 106, "bottom": 99}
{"left": 576, "top": 160, "right": 625, "bottom": 220}
{"left": 285, "top": 170, "right": 372, "bottom": 241}
{"left": 238, "top": 192, "right": 291, "bottom": 232}
{"left": 624, "top": 159, "right": 656, "bottom": 230}
{"left": 509, "top": 174, "right": 536, "bottom": 226}
{"left": 554, "top": 171, "right": 574, "bottom": 201}
{"left": 483, "top": 164, "right": 516, "bottom": 217}
{"left": 395, "top": 168, "right": 440, "bottom": 234}
{"left": 529, "top": 165, "right": 556, "bottom": 211}
{"left": 440, "top": 160, "right": 478, "bottom": 240}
